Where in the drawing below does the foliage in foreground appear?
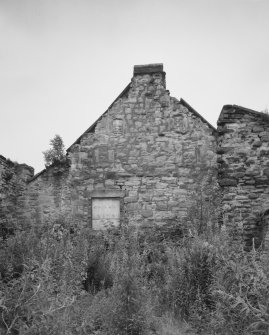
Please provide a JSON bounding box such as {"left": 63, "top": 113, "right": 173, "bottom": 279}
{"left": 0, "top": 216, "right": 269, "bottom": 335}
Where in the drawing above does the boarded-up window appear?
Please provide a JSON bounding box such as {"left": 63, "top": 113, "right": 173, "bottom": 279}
{"left": 92, "top": 198, "right": 120, "bottom": 230}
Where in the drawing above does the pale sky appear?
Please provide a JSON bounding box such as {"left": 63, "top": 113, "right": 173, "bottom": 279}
{"left": 1, "top": 0, "right": 268, "bottom": 173}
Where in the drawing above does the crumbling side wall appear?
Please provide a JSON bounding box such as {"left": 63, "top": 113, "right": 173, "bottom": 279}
{"left": 217, "top": 105, "right": 269, "bottom": 249}
{"left": 0, "top": 155, "right": 34, "bottom": 237}
{"left": 25, "top": 163, "right": 71, "bottom": 226}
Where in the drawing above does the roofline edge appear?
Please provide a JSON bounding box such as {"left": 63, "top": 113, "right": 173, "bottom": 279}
{"left": 66, "top": 82, "right": 131, "bottom": 152}
{"left": 178, "top": 98, "right": 217, "bottom": 133}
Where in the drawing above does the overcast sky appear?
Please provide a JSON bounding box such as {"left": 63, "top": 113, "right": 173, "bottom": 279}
{"left": 1, "top": 0, "right": 268, "bottom": 172}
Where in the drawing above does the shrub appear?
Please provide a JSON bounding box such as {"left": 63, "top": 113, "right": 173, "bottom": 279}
{"left": 211, "top": 242, "right": 269, "bottom": 335}
{"left": 0, "top": 217, "right": 90, "bottom": 334}
{"left": 5, "top": 212, "right": 269, "bottom": 335}
{"left": 43, "top": 135, "right": 66, "bottom": 167}
{"left": 98, "top": 227, "right": 153, "bottom": 335}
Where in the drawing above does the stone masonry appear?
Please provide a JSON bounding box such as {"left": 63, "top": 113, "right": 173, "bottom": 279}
{"left": 24, "top": 64, "right": 217, "bottom": 233}
{"left": 1, "top": 63, "right": 269, "bottom": 249}
{"left": 0, "top": 155, "right": 33, "bottom": 238}
{"left": 217, "top": 105, "right": 269, "bottom": 249}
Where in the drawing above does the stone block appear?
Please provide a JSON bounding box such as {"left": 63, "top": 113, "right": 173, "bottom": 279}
{"left": 223, "top": 194, "right": 234, "bottom": 200}
{"left": 216, "top": 147, "right": 232, "bottom": 154}
{"left": 105, "top": 179, "right": 114, "bottom": 186}
{"left": 263, "top": 168, "right": 269, "bottom": 177}
{"left": 260, "top": 149, "right": 269, "bottom": 156}
{"left": 235, "top": 195, "right": 248, "bottom": 200}
{"left": 161, "top": 177, "right": 177, "bottom": 184}
{"left": 155, "top": 211, "right": 177, "bottom": 220}
{"left": 219, "top": 178, "right": 237, "bottom": 186}
{"left": 141, "top": 194, "right": 151, "bottom": 201}
{"left": 168, "top": 200, "right": 178, "bottom": 207}
{"left": 252, "top": 126, "right": 264, "bottom": 133}
{"left": 248, "top": 193, "right": 259, "bottom": 199}
{"left": 141, "top": 209, "right": 153, "bottom": 218}
{"left": 260, "top": 135, "right": 269, "bottom": 142}
{"left": 152, "top": 196, "right": 167, "bottom": 201}
{"left": 245, "top": 169, "right": 260, "bottom": 176}
{"left": 252, "top": 140, "right": 262, "bottom": 147}
{"left": 244, "top": 180, "right": 256, "bottom": 185}
{"left": 124, "top": 196, "right": 138, "bottom": 203}
{"left": 156, "top": 202, "right": 168, "bottom": 211}
{"left": 156, "top": 182, "right": 168, "bottom": 189}
{"left": 233, "top": 172, "right": 245, "bottom": 178}
{"left": 127, "top": 203, "right": 140, "bottom": 211}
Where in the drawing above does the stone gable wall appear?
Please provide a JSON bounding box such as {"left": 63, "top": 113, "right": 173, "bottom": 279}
{"left": 25, "top": 67, "right": 217, "bottom": 232}
{"left": 217, "top": 105, "right": 269, "bottom": 249}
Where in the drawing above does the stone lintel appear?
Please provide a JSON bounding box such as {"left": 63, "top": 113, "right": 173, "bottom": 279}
{"left": 90, "top": 190, "right": 125, "bottom": 198}
{"left": 133, "top": 63, "right": 164, "bottom": 75}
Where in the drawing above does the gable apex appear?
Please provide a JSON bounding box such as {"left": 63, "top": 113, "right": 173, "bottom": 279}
{"left": 66, "top": 83, "right": 131, "bottom": 152}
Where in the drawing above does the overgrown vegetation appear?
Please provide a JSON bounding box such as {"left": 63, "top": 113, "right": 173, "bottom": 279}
{"left": 0, "top": 163, "right": 22, "bottom": 241}
{"left": 1, "top": 210, "right": 269, "bottom": 334}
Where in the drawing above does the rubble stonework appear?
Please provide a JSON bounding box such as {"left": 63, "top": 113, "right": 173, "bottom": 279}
{"left": 24, "top": 162, "right": 71, "bottom": 226}
{"left": 217, "top": 105, "right": 269, "bottom": 249}
{"left": 0, "top": 155, "right": 33, "bottom": 237}
{"left": 1, "top": 64, "right": 269, "bottom": 249}
{"left": 25, "top": 64, "right": 217, "bottom": 231}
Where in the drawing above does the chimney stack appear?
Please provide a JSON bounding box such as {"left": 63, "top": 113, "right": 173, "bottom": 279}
{"left": 133, "top": 63, "right": 164, "bottom": 75}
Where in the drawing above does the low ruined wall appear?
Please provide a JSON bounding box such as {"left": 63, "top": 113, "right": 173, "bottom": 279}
{"left": 25, "top": 163, "right": 71, "bottom": 226}
{"left": 217, "top": 105, "right": 269, "bottom": 248}
{"left": 0, "top": 155, "right": 34, "bottom": 237}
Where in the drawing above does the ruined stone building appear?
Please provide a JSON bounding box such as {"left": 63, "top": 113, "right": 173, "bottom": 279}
{"left": 1, "top": 63, "right": 269, "bottom": 249}
{"left": 0, "top": 155, "right": 33, "bottom": 238}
